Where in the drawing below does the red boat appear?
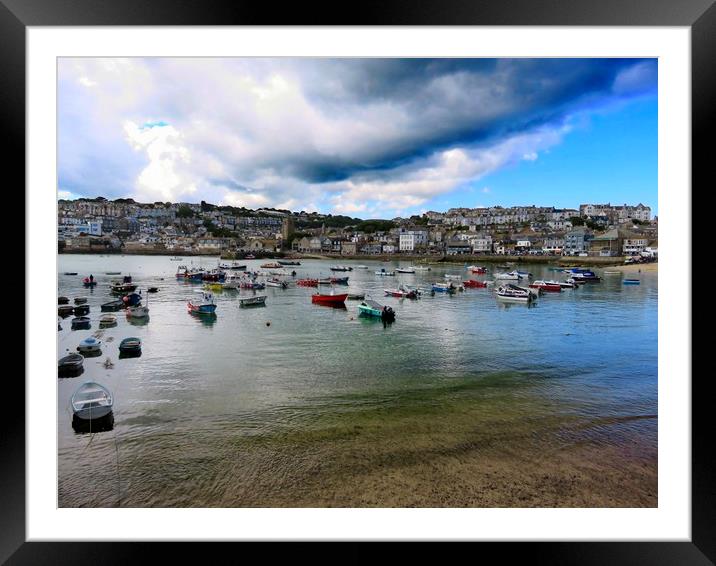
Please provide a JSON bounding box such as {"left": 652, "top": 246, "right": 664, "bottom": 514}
{"left": 470, "top": 267, "right": 487, "bottom": 274}
{"left": 311, "top": 293, "right": 348, "bottom": 306}
{"left": 529, "top": 280, "right": 562, "bottom": 293}
{"left": 463, "top": 279, "right": 488, "bottom": 288}
{"left": 297, "top": 278, "right": 319, "bottom": 287}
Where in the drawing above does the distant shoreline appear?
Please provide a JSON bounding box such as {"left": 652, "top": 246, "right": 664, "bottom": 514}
{"left": 58, "top": 248, "right": 655, "bottom": 269}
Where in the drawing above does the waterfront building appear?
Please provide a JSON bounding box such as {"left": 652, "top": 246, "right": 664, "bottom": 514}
{"left": 563, "top": 228, "right": 593, "bottom": 255}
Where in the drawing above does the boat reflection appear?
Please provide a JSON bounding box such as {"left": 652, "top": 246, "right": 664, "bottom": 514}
{"left": 118, "top": 349, "right": 142, "bottom": 359}
{"left": 190, "top": 312, "right": 218, "bottom": 326}
{"left": 72, "top": 411, "right": 114, "bottom": 433}
{"left": 127, "top": 315, "right": 150, "bottom": 326}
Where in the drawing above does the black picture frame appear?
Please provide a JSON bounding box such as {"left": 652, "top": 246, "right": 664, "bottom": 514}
{"left": 4, "top": 0, "right": 707, "bottom": 563}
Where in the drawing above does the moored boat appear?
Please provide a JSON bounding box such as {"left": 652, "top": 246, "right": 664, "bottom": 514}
{"left": 82, "top": 277, "right": 97, "bottom": 287}
{"left": 126, "top": 304, "right": 149, "bottom": 318}
{"left": 260, "top": 262, "right": 282, "bottom": 269}
{"left": 239, "top": 295, "right": 267, "bottom": 307}
{"left": 358, "top": 298, "right": 396, "bottom": 322}
{"left": 147, "top": 287, "right": 159, "bottom": 293}
{"left": 384, "top": 286, "right": 418, "bottom": 299}
{"left": 495, "top": 284, "right": 534, "bottom": 303}
{"left": 58, "top": 353, "right": 84, "bottom": 377}
{"left": 71, "top": 316, "right": 91, "bottom": 330}
{"left": 101, "top": 299, "right": 125, "bottom": 311}
{"left": 623, "top": 279, "right": 641, "bottom": 285}
{"left": 467, "top": 265, "right": 487, "bottom": 274}
{"left": 122, "top": 292, "right": 143, "bottom": 307}
{"left": 311, "top": 292, "right": 348, "bottom": 306}
{"left": 395, "top": 267, "right": 416, "bottom": 274}
{"left": 188, "top": 291, "right": 217, "bottom": 314}
{"left": 73, "top": 304, "right": 90, "bottom": 316}
{"left": 119, "top": 337, "right": 142, "bottom": 353}
{"left": 58, "top": 296, "right": 69, "bottom": 305}
{"left": 71, "top": 381, "right": 114, "bottom": 428}
{"left": 375, "top": 269, "right": 396, "bottom": 276}
{"left": 99, "top": 314, "right": 117, "bottom": 327}
{"left": 111, "top": 282, "right": 137, "bottom": 294}
{"left": 529, "top": 280, "right": 562, "bottom": 293}
{"left": 277, "top": 260, "right": 301, "bottom": 266}
{"left": 266, "top": 278, "right": 289, "bottom": 289}
{"left": 346, "top": 293, "right": 365, "bottom": 300}
{"left": 74, "top": 297, "right": 88, "bottom": 305}
{"left": 58, "top": 305, "right": 75, "bottom": 317}
{"left": 463, "top": 279, "right": 488, "bottom": 288}
{"left": 330, "top": 276, "right": 349, "bottom": 284}
{"left": 77, "top": 336, "right": 102, "bottom": 354}
{"left": 330, "top": 265, "right": 353, "bottom": 272}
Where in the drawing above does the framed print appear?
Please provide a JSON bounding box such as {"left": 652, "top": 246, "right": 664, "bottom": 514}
{"left": 5, "top": 0, "right": 709, "bottom": 563}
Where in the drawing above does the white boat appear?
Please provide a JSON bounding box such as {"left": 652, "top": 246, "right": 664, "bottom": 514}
{"left": 71, "top": 381, "right": 113, "bottom": 421}
{"left": 495, "top": 284, "right": 533, "bottom": 303}
{"left": 444, "top": 274, "right": 462, "bottom": 280}
{"left": 170, "top": 257, "right": 183, "bottom": 261}
{"left": 395, "top": 267, "right": 416, "bottom": 274}
{"left": 126, "top": 305, "right": 149, "bottom": 318}
{"left": 414, "top": 266, "right": 432, "bottom": 271}
{"left": 266, "top": 278, "right": 288, "bottom": 289}
{"left": 355, "top": 265, "right": 369, "bottom": 269}
{"left": 494, "top": 270, "right": 522, "bottom": 280}
{"left": 375, "top": 270, "right": 396, "bottom": 276}
{"left": 77, "top": 337, "right": 102, "bottom": 354}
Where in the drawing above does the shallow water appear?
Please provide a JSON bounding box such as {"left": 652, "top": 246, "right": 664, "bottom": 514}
{"left": 57, "top": 255, "right": 657, "bottom": 507}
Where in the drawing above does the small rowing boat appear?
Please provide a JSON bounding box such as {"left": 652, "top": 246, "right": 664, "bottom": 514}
{"left": 188, "top": 291, "right": 217, "bottom": 314}
{"left": 71, "top": 381, "right": 113, "bottom": 425}
{"left": 58, "top": 353, "right": 84, "bottom": 377}
{"left": 312, "top": 292, "right": 348, "bottom": 306}
{"left": 239, "top": 295, "right": 267, "bottom": 307}
{"left": 358, "top": 298, "right": 396, "bottom": 322}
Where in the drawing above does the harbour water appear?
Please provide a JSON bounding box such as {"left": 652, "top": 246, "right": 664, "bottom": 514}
{"left": 57, "top": 255, "right": 657, "bottom": 507}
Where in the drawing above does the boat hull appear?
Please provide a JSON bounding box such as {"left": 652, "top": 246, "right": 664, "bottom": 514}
{"left": 312, "top": 293, "right": 348, "bottom": 306}
{"left": 187, "top": 302, "right": 217, "bottom": 314}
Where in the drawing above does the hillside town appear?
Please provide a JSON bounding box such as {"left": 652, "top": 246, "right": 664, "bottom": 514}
{"left": 58, "top": 198, "right": 657, "bottom": 259}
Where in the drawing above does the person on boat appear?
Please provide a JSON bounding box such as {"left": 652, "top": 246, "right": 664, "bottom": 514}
{"left": 89, "top": 274, "right": 94, "bottom": 283}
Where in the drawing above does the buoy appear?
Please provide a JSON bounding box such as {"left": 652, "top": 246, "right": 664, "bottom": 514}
{"left": 266, "top": 321, "right": 271, "bottom": 326}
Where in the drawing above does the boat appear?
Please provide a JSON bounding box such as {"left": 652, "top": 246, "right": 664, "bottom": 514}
{"left": 82, "top": 277, "right": 97, "bottom": 287}
{"left": 105, "top": 271, "right": 121, "bottom": 275}
{"left": 529, "top": 280, "right": 562, "bottom": 293}
{"left": 245, "top": 254, "right": 256, "bottom": 259}
{"left": 239, "top": 295, "right": 267, "bottom": 307}
{"left": 122, "top": 292, "right": 143, "bottom": 307}
{"left": 444, "top": 274, "right": 462, "bottom": 280}
{"left": 557, "top": 280, "right": 577, "bottom": 289}
{"left": 330, "top": 276, "right": 349, "bottom": 284}
{"left": 317, "top": 278, "right": 333, "bottom": 285}
{"left": 495, "top": 285, "right": 534, "bottom": 303}
{"left": 58, "top": 353, "right": 84, "bottom": 377}
{"left": 266, "top": 278, "right": 289, "bottom": 289}
{"left": 73, "top": 304, "right": 90, "bottom": 316}
{"left": 219, "top": 261, "right": 247, "bottom": 270}
{"left": 375, "top": 269, "right": 396, "bottom": 276}
{"left": 99, "top": 314, "right": 117, "bottom": 327}
{"left": 240, "top": 280, "right": 265, "bottom": 290}
{"left": 277, "top": 260, "right": 301, "bottom": 266}
{"left": 58, "top": 305, "right": 75, "bottom": 317}
{"left": 494, "top": 271, "right": 523, "bottom": 280}
{"left": 175, "top": 265, "right": 190, "bottom": 279}
{"left": 311, "top": 292, "right": 348, "bottom": 306}
{"left": 77, "top": 336, "right": 102, "bottom": 354}
{"left": 201, "top": 269, "right": 225, "bottom": 282}
{"left": 570, "top": 270, "right": 601, "bottom": 282}
{"left": 101, "top": 299, "right": 125, "bottom": 312}
{"left": 463, "top": 279, "right": 488, "bottom": 288}
{"left": 71, "top": 316, "right": 91, "bottom": 329}
{"left": 58, "top": 296, "right": 69, "bottom": 305}
{"left": 395, "top": 267, "right": 416, "bottom": 274}
{"left": 71, "top": 381, "right": 114, "bottom": 425}
{"left": 566, "top": 277, "right": 587, "bottom": 286}
{"left": 126, "top": 304, "right": 149, "bottom": 318}
{"left": 170, "top": 257, "right": 183, "bottom": 261}
{"left": 467, "top": 266, "right": 487, "bottom": 274}
{"left": 384, "top": 287, "right": 418, "bottom": 299}
{"left": 221, "top": 281, "right": 240, "bottom": 290}
{"left": 111, "top": 282, "right": 137, "bottom": 294}
{"left": 414, "top": 266, "right": 431, "bottom": 271}
{"left": 64, "top": 272, "right": 78, "bottom": 275}
{"left": 623, "top": 279, "right": 641, "bottom": 285}
{"left": 432, "top": 282, "right": 462, "bottom": 293}
{"left": 330, "top": 265, "right": 353, "bottom": 272}
{"left": 188, "top": 291, "right": 217, "bottom": 315}
{"left": 358, "top": 298, "right": 396, "bottom": 322}
{"left": 119, "top": 337, "right": 142, "bottom": 353}
{"left": 74, "top": 297, "right": 88, "bottom": 305}
{"left": 346, "top": 293, "right": 365, "bottom": 300}
{"left": 260, "top": 262, "right": 282, "bottom": 269}
{"left": 355, "top": 265, "right": 369, "bottom": 269}
{"left": 297, "top": 278, "right": 319, "bottom": 287}
{"left": 147, "top": 287, "right": 159, "bottom": 293}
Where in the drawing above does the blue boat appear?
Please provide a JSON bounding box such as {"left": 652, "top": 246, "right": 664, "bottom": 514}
{"left": 122, "top": 292, "right": 142, "bottom": 306}
{"left": 623, "top": 279, "right": 640, "bottom": 285}
{"left": 188, "top": 291, "right": 218, "bottom": 314}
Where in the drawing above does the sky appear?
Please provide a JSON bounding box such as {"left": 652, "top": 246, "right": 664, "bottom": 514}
{"left": 58, "top": 58, "right": 658, "bottom": 218}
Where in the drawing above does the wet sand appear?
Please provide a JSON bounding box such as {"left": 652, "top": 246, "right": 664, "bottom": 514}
{"left": 606, "top": 262, "right": 658, "bottom": 274}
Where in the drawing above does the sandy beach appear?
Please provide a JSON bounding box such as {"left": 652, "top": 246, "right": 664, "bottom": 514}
{"left": 605, "top": 262, "right": 658, "bottom": 274}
